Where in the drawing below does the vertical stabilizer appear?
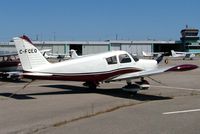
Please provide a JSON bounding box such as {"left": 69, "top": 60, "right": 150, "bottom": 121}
{"left": 171, "top": 50, "right": 177, "bottom": 57}
{"left": 13, "top": 35, "right": 50, "bottom": 71}
{"left": 70, "top": 49, "right": 80, "bottom": 58}
{"left": 142, "top": 51, "right": 147, "bottom": 56}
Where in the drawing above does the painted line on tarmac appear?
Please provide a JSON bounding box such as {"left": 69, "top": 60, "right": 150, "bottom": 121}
{"left": 163, "top": 109, "right": 200, "bottom": 115}
{"left": 151, "top": 85, "right": 200, "bottom": 92}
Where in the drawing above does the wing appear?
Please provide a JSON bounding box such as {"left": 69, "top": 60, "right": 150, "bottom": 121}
{"left": 109, "top": 64, "right": 198, "bottom": 81}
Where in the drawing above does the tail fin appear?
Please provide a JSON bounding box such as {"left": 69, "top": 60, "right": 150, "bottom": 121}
{"left": 142, "top": 51, "right": 147, "bottom": 56}
{"left": 13, "top": 35, "right": 50, "bottom": 71}
{"left": 171, "top": 50, "right": 176, "bottom": 57}
{"left": 70, "top": 49, "right": 79, "bottom": 58}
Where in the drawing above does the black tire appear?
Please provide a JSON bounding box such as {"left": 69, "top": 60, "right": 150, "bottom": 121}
{"left": 88, "top": 84, "right": 97, "bottom": 90}
{"left": 132, "top": 91, "right": 138, "bottom": 95}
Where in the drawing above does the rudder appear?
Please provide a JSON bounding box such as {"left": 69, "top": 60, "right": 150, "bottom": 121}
{"left": 13, "top": 35, "right": 50, "bottom": 71}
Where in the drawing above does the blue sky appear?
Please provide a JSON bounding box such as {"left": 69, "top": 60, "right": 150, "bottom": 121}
{"left": 0, "top": 0, "right": 200, "bottom": 41}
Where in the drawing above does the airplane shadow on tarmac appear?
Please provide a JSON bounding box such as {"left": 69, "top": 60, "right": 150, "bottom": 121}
{"left": 0, "top": 93, "right": 35, "bottom": 100}
{"left": 0, "top": 84, "right": 172, "bottom": 100}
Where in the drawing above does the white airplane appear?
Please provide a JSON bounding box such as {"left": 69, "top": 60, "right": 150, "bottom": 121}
{"left": 69, "top": 49, "right": 81, "bottom": 59}
{"left": 142, "top": 51, "right": 162, "bottom": 59}
{"left": 41, "top": 49, "right": 79, "bottom": 61}
{"left": 171, "top": 50, "right": 200, "bottom": 60}
{"left": 13, "top": 35, "right": 198, "bottom": 93}
{"left": 40, "top": 49, "right": 71, "bottom": 61}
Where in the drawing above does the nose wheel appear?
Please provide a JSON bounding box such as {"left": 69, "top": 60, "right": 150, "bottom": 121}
{"left": 135, "top": 77, "right": 150, "bottom": 90}
{"left": 123, "top": 78, "right": 150, "bottom": 93}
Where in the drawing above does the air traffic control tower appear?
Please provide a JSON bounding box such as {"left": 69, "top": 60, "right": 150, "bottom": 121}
{"left": 180, "top": 26, "right": 200, "bottom": 52}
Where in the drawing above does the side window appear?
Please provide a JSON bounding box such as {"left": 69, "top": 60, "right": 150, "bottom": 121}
{"left": 119, "top": 54, "right": 131, "bottom": 63}
{"left": 106, "top": 56, "right": 117, "bottom": 65}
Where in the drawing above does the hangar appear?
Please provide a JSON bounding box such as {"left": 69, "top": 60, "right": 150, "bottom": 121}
{"left": 0, "top": 40, "right": 170, "bottom": 56}
{"left": 0, "top": 27, "right": 200, "bottom": 56}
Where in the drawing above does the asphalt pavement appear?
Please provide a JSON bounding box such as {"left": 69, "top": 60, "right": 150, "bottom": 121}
{"left": 0, "top": 57, "right": 200, "bottom": 134}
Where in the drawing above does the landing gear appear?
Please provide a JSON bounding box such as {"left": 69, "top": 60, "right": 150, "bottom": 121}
{"left": 83, "top": 81, "right": 99, "bottom": 89}
{"left": 122, "top": 78, "right": 150, "bottom": 94}
{"left": 135, "top": 77, "right": 150, "bottom": 90}
{"left": 122, "top": 82, "right": 140, "bottom": 94}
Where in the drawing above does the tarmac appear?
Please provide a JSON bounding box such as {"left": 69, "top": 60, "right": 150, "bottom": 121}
{"left": 0, "top": 57, "right": 200, "bottom": 134}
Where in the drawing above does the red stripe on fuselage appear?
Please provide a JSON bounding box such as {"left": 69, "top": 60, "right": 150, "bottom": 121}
{"left": 23, "top": 68, "right": 140, "bottom": 82}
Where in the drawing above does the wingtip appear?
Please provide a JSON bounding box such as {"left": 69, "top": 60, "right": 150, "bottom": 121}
{"left": 166, "top": 64, "right": 198, "bottom": 72}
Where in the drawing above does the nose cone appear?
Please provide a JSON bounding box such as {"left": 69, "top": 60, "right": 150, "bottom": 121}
{"left": 167, "top": 64, "right": 198, "bottom": 72}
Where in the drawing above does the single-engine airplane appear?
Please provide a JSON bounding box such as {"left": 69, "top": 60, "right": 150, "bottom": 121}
{"left": 171, "top": 50, "right": 200, "bottom": 60}
{"left": 142, "top": 51, "right": 161, "bottom": 59}
{"left": 13, "top": 35, "right": 198, "bottom": 93}
{"left": 40, "top": 49, "right": 70, "bottom": 61}
{"left": 142, "top": 51, "right": 170, "bottom": 59}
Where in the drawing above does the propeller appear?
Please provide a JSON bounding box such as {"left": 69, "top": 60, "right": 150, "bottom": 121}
{"left": 156, "top": 52, "right": 170, "bottom": 64}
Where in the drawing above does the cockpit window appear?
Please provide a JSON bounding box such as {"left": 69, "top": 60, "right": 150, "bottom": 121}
{"left": 119, "top": 54, "right": 132, "bottom": 63}
{"left": 106, "top": 56, "right": 117, "bottom": 65}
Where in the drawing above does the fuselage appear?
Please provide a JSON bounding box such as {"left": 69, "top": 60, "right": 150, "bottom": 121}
{"left": 25, "top": 51, "right": 158, "bottom": 82}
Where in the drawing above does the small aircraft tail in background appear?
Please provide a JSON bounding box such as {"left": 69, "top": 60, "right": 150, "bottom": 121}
{"left": 142, "top": 51, "right": 153, "bottom": 57}
{"left": 142, "top": 51, "right": 161, "bottom": 59}
{"left": 171, "top": 50, "right": 196, "bottom": 60}
{"left": 69, "top": 49, "right": 81, "bottom": 59}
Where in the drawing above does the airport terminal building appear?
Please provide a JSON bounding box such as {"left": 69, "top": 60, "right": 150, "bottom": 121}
{"left": 0, "top": 27, "right": 200, "bottom": 56}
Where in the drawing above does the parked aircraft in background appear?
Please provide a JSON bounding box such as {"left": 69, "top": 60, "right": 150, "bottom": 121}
{"left": 0, "top": 53, "right": 22, "bottom": 80}
{"left": 171, "top": 50, "right": 200, "bottom": 60}
{"left": 0, "top": 48, "right": 61, "bottom": 81}
{"left": 41, "top": 49, "right": 80, "bottom": 61}
{"left": 69, "top": 49, "right": 81, "bottom": 59}
{"left": 142, "top": 51, "right": 162, "bottom": 59}
{"left": 40, "top": 49, "right": 69, "bottom": 61}
{"left": 13, "top": 35, "right": 198, "bottom": 94}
